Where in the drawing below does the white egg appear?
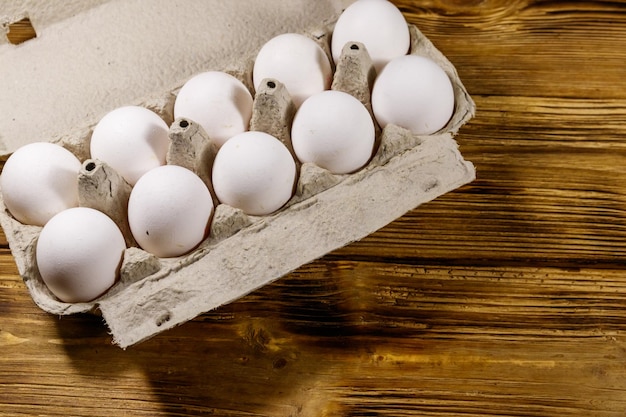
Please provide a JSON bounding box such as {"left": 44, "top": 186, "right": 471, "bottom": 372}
{"left": 90, "top": 105, "right": 170, "bottom": 186}
{"left": 128, "top": 165, "right": 214, "bottom": 258}
{"left": 372, "top": 55, "right": 455, "bottom": 135}
{"left": 291, "top": 90, "right": 375, "bottom": 174}
{"left": 36, "top": 207, "right": 126, "bottom": 303}
{"left": 174, "top": 71, "right": 253, "bottom": 147}
{"left": 0, "top": 142, "right": 81, "bottom": 226}
{"left": 212, "top": 131, "right": 296, "bottom": 216}
{"left": 253, "top": 33, "right": 332, "bottom": 107}
{"left": 331, "top": 0, "right": 410, "bottom": 74}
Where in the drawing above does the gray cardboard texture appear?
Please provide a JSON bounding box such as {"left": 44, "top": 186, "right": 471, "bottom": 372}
{"left": 0, "top": 0, "right": 350, "bottom": 156}
{"left": 0, "top": 1, "right": 476, "bottom": 348}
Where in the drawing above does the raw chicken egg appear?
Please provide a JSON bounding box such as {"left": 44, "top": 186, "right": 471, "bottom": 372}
{"left": 212, "top": 131, "right": 296, "bottom": 215}
{"left": 174, "top": 71, "right": 254, "bottom": 147}
{"left": 90, "top": 105, "right": 170, "bottom": 185}
{"left": 253, "top": 33, "right": 332, "bottom": 107}
{"left": 291, "top": 90, "right": 375, "bottom": 174}
{"left": 36, "top": 207, "right": 126, "bottom": 303}
{"left": 0, "top": 142, "right": 81, "bottom": 226}
{"left": 331, "top": 0, "right": 410, "bottom": 74}
{"left": 128, "top": 165, "right": 214, "bottom": 258}
{"left": 372, "top": 55, "right": 455, "bottom": 135}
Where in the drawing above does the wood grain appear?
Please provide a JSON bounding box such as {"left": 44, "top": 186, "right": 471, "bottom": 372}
{"left": 3, "top": 1, "right": 626, "bottom": 416}
{"left": 4, "top": 18, "right": 37, "bottom": 45}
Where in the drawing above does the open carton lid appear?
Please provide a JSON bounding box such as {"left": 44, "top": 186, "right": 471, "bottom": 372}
{"left": 0, "top": 0, "right": 476, "bottom": 348}
{"left": 0, "top": 0, "right": 352, "bottom": 157}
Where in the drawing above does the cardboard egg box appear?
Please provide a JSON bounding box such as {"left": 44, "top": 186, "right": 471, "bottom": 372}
{"left": 0, "top": 0, "right": 475, "bottom": 348}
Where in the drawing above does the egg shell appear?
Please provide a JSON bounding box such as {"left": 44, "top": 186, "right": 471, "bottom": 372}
{"left": 291, "top": 90, "right": 376, "bottom": 174}
{"left": 372, "top": 54, "right": 455, "bottom": 135}
{"left": 90, "top": 105, "right": 170, "bottom": 186}
{"left": 331, "top": 0, "right": 410, "bottom": 74}
{"left": 0, "top": 142, "right": 81, "bottom": 226}
{"left": 174, "top": 71, "right": 254, "bottom": 148}
{"left": 128, "top": 165, "right": 214, "bottom": 258}
{"left": 212, "top": 131, "right": 296, "bottom": 215}
{"left": 36, "top": 207, "right": 126, "bottom": 303}
{"left": 253, "top": 33, "right": 333, "bottom": 107}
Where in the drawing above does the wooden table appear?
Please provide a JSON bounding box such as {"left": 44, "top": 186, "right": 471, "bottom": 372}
{"left": 2, "top": 1, "right": 626, "bottom": 415}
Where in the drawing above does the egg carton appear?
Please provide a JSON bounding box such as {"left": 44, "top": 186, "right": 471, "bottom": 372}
{"left": 0, "top": 22, "right": 475, "bottom": 348}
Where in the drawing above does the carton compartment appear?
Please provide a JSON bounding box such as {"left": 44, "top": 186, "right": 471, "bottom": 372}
{"left": 0, "top": 22, "right": 476, "bottom": 348}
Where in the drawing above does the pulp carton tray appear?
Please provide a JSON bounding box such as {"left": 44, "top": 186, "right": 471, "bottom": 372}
{"left": 0, "top": 0, "right": 475, "bottom": 348}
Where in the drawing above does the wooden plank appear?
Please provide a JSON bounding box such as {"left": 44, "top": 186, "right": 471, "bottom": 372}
{"left": 397, "top": 0, "right": 626, "bottom": 99}
{"left": 2, "top": 260, "right": 626, "bottom": 415}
